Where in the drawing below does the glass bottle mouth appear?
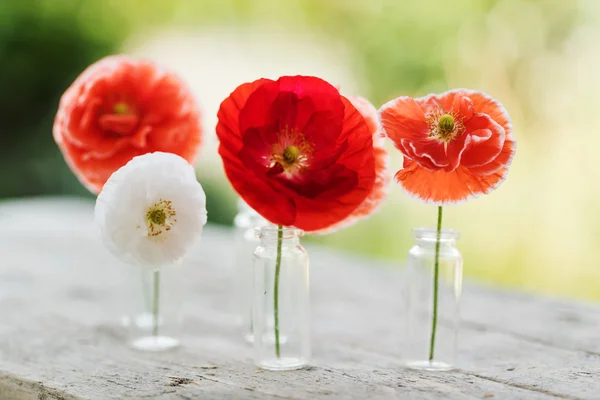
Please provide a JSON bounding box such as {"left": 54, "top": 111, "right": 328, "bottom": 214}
{"left": 255, "top": 226, "right": 303, "bottom": 240}
{"left": 412, "top": 227, "right": 460, "bottom": 243}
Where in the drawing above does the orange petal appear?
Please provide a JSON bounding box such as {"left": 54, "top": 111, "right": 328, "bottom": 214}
{"left": 461, "top": 113, "right": 505, "bottom": 168}
{"left": 380, "top": 96, "right": 450, "bottom": 168}
{"left": 462, "top": 89, "right": 512, "bottom": 137}
{"left": 380, "top": 96, "right": 428, "bottom": 144}
{"left": 396, "top": 159, "right": 508, "bottom": 205}
{"left": 469, "top": 135, "right": 516, "bottom": 176}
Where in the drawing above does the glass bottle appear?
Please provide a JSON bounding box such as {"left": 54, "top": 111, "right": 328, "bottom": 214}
{"left": 232, "top": 199, "right": 269, "bottom": 342}
{"left": 253, "top": 226, "right": 310, "bottom": 370}
{"left": 126, "top": 265, "right": 184, "bottom": 352}
{"left": 403, "top": 228, "right": 462, "bottom": 371}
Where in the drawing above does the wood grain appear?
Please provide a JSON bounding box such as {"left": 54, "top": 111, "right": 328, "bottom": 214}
{"left": 0, "top": 198, "right": 597, "bottom": 399}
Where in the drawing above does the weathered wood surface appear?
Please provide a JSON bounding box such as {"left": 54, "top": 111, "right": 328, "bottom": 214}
{"left": 0, "top": 198, "right": 598, "bottom": 400}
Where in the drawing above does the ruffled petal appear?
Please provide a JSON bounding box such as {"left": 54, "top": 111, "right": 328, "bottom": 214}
{"left": 380, "top": 96, "right": 429, "bottom": 144}
{"left": 94, "top": 152, "right": 207, "bottom": 267}
{"left": 461, "top": 113, "right": 505, "bottom": 168}
{"left": 380, "top": 96, "right": 448, "bottom": 168}
{"left": 463, "top": 90, "right": 512, "bottom": 137}
{"left": 54, "top": 55, "right": 203, "bottom": 194}
{"left": 396, "top": 159, "right": 507, "bottom": 205}
{"left": 423, "top": 89, "right": 475, "bottom": 120}
{"left": 469, "top": 135, "right": 516, "bottom": 176}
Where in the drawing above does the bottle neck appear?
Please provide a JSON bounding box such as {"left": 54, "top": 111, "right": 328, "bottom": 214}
{"left": 412, "top": 227, "right": 459, "bottom": 248}
{"left": 257, "top": 227, "right": 302, "bottom": 247}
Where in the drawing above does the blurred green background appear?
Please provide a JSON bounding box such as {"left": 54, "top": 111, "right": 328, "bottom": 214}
{"left": 1, "top": 0, "right": 597, "bottom": 300}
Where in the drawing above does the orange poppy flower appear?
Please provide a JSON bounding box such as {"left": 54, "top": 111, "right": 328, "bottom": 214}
{"left": 53, "top": 55, "right": 202, "bottom": 193}
{"left": 312, "top": 96, "right": 390, "bottom": 234}
{"left": 379, "top": 89, "right": 516, "bottom": 204}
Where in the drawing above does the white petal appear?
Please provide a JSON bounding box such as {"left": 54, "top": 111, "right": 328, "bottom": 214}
{"left": 94, "top": 152, "right": 207, "bottom": 268}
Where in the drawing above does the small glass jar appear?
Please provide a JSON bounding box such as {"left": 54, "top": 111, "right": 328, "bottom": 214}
{"left": 232, "top": 199, "right": 269, "bottom": 342}
{"left": 403, "top": 228, "right": 462, "bottom": 371}
{"left": 253, "top": 226, "right": 310, "bottom": 370}
{"left": 126, "top": 265, "right": 183, "bottom": 352}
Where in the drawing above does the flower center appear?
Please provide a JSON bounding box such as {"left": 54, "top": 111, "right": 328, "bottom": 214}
{"left": 426, "top": 109, "right": 465, "bottom": 143}
{"left": 99, "top": 101, "right": 140, "bottom": 136}
{"left": 148, "top": 209, "right": 166, "bottom": 225}
{"left": 269, "top": 126, "right": 313, "bottom": 176}
{"left": 283, "top": 145, "right": 300, "bottom": 165}
{"left": 113, "top": 101, "right": 131, "bottom": 115}
{"left": 145, "top": 199, "right": 177, "bottom": 237}
{"left": 438, "top": 114, "right": 455, "bottom": 134}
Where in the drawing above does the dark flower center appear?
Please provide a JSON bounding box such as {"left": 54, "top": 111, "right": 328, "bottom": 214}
{"left": 113, "top": 101, "right": 131, "bottom": 115}
{"left": 438, "top": 114, "right": 455, "bottom": 134}
{"left": 145, "top": 200, "right": 177, "bottom": 237}
{"left": 98, "top": 100, "right": 140, "bottom": 136}
{"left": 283, "top": 145, "right": 300, "bottom": 165}
{"left": 148, "top": 209, "right": 166, "bottom": 225}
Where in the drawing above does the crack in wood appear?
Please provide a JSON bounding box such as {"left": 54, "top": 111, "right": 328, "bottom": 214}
{"left": 462, "top": 320, "right": 600, "bottom": 358}
{"left": 462, "top": 372, "right": 581, "bottom": 400}
{"left": 196, "top": 374, "right": 298, "bottom": 399}
{"left": 167, "top": 376, "right": 195, "bottom": 387}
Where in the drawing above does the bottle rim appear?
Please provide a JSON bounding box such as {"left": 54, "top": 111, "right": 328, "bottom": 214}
{"left": 255, "top": 226, "right": 304, "bottom": 239}
{"left": 412, "top": 227, "right": 460, "bottom": 242}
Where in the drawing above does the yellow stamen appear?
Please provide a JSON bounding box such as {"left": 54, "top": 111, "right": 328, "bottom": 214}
{"left": 438, "top": 114, "right": 455, "bottom": 134}
{"left": 269, "top": 126, "right": 313, "bottom": 175}
{"left": 148, "top": 209, "right": 166, "bottom": 225}
{"left": 145, "top": 199, "right": 176, "bottom": 237}
{"left": 425, "top": 109, "right": 465, "bottom": 143}
{"left": 283, "top": 145, "right": 300, "bottom": 165}
{"left": 113, "top": 102, "right": 130, "bottom": 115}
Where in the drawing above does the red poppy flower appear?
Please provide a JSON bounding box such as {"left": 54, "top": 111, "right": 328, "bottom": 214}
{"left": 53, "top": 55, "right": 202, "bottom": 193}
{"left": 216, "top": 76, "right": 376, "bottom": 232}
{"left": 312, "top": 96, "right": 390, "bottom": 234}
{"left": 379, "top": 89, "right": 516, "bottom": 204}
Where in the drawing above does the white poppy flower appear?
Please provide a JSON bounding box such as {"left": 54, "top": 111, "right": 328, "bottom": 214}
{"left": 95, "top": 152, "right": 207, "bottom": 267}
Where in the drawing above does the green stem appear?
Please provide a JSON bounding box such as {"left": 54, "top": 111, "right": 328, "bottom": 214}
{"left": 429, "top": 206, "right": 443, "bottom": 361}
{"left": 152, "top": 270, "right": 160, "bottom": 337}
{"left": 274, "top": 225, "right": 283, "bottom": 358}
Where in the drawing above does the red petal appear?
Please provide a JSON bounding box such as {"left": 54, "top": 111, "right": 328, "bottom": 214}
{"left": 293, "top": 96, "right": 375, "bottom": 232}
{"left": 313, "top": 96, "right": 390, "bottom": 234}
{"left": 98, "top": 114, "right": 140, "bottom": 135}
{"left": 217, "top": 78, "right": 299, "bottom": 226}
{"left": 277, "top": 75, "right": 344, "bottom": 132}
{"left": 218, "top": 77, "right": 376, "bottom": 231}
{"left": 217, "top": 78, "right": 273, "bottom": 154}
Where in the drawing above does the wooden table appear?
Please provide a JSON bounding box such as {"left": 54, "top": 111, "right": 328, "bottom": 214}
{"left": 0, "top": 198, "right": 597, "bottom": 400}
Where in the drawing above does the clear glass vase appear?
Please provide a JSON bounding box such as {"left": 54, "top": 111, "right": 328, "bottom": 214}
{"left": 253, "top": 226, "right": 310, "bottom": 370}
{"left": 127, "top": 265, "right": 183, "bottom": 352}
{"left": 232, "top": 200, "right": 269, "bottom": 343}
{"left": 403, "top": 228, "right": 462, "bottom": 371}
